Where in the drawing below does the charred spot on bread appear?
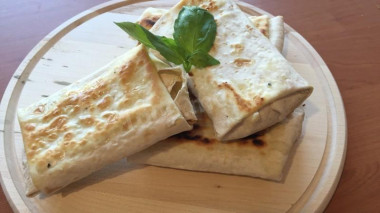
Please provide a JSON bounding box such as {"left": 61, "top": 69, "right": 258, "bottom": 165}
{"left": 173, "top": 131, "right": 215, "bottom": 145}
{"left": 237, "top": 129, "right": 267, "bottom": 147}
{"left": 252, "top": 138, "right": 265, "bottom": 147}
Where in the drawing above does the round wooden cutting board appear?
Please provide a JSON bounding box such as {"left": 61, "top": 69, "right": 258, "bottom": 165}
{"left": 0, "top": 0, "right": 347, "bottom": 212}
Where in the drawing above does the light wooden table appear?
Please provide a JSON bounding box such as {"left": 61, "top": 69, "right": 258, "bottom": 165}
{"left": 0, "top": 0, "right": 379, "bottom": 212}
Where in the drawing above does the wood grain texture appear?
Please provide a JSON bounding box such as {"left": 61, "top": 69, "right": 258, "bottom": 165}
{"left": 0, "top": 0, "right": 377, "bottom": 212}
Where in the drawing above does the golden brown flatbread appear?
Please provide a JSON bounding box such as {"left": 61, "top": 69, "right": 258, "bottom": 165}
{"left": 129, "top": 102, "right": 305, "bottom": 181}
{"left": 18, "top": 45, "right": 192, "bottom": 195}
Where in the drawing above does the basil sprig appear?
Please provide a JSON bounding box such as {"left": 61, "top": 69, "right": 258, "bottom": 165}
{"left": 115, "top": 6, "right": 220, "bottom": 72}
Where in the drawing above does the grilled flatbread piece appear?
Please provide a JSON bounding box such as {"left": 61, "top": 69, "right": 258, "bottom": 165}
{"left": 268, "top": 16, "right": 284, "bottom": 52}
{"left": 18, "top": 45, "right": 192, "bottom": 195}
{"left": 149, "top": 0, "right": 312, "bottom": 140}
{"left": 138, "top": 8, "right": 168, "bottom": 30}
{"left": 250, "top": 15, "right": 285, "bottom": 51}
{"left": 129, "top": 104, "right": 305, "bottom": 181}
{"left": 138, "top": 8, "right": 284, "bottom": 51}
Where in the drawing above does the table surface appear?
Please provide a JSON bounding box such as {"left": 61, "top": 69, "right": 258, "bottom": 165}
{"left": 1, "top": 0, "right": 379, "bottom": 212}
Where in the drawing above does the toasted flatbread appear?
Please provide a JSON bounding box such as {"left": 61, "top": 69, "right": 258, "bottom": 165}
{"left": 138, "top": 8, "right": 285, "bottom": 51}
{"left": 148, "top": 0, "right": 312, "bottom": 140}
{"left": 250, "top": 15, "right": 285, "bottom": 52}
{"left": 18, "top": 45, "right": 192, "bottom": 195}
{"left": 129, "top": 103, "right": 305, "bottom": 181}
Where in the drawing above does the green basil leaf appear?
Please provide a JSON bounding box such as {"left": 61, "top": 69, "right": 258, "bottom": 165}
{"left": 114, "top": 22, "right": 155, "bottom": 49}
{"left": 115, "top": 6, "right": 219, "bottom": 73}
{"left": 147, "top": 35, "right": 184, "bottom": 65}
{"left": 115, "top": 22, "right": 184, "bottom": 65}
{"left": 159, "top": 36, "right": 188, "bottom": 64}
{"left": 174, "top": 6, "right": 217, "bottom": 53}
{"left": 182, "top": 61, "right": 192, "bottom": 72}
{"left": 188, "top": 50, "right": 220, "bottom": 68}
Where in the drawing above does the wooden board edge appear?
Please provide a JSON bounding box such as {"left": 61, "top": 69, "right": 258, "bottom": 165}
{"left": 286, "top": 32, "right": 347, "bottom": 213}
{"left": 238, "top": 1, "right": 274, "bottom": 17}
{"left": 0, "top": 133, "right": 25, "bottom": 213}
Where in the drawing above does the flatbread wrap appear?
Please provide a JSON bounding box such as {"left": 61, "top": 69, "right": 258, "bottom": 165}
{"left": 147, "top": 0, "right": 312, "bottom": 140}
{"left": 18, "top": 45, "right": 192, "bottom": 195}
{"left": 129, "top": 102, "right": 305, "bottom": 181}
